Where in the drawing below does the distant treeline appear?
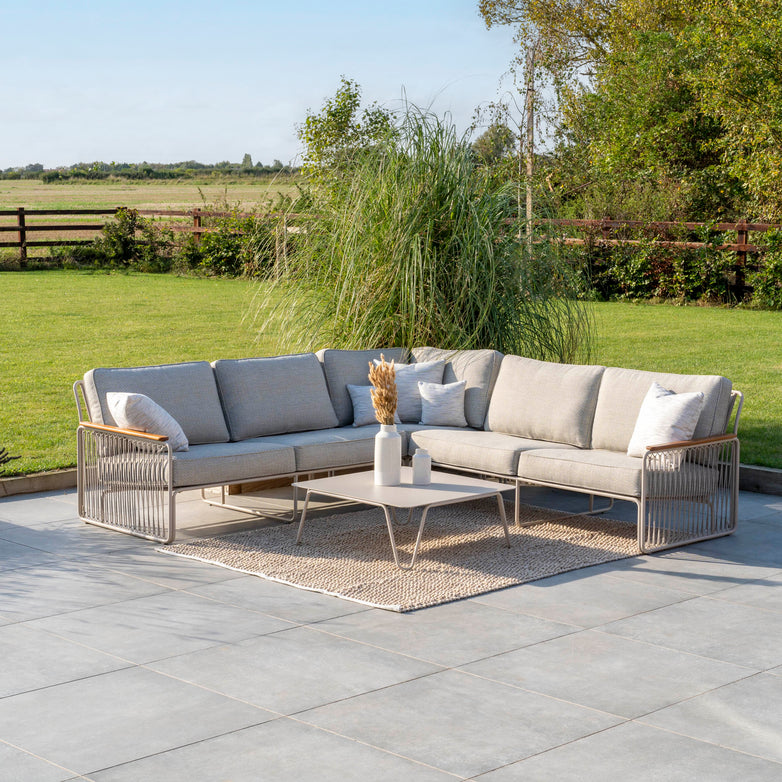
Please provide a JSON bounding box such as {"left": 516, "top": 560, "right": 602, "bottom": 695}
{"left": 1, "top": 156, "right": 298, "bottom": 182}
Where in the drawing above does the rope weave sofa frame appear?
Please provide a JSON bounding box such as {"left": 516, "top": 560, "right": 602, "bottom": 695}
{"left": 74, "top": 378, "right": 743, "bottom": 553}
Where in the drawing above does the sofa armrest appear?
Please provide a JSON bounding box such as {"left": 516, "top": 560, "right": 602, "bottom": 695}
{"left": 645, "top": 433, "right": 737, "bottom": 452}
{"left": 79, "top": 421, "right": 170, "bottom": 442}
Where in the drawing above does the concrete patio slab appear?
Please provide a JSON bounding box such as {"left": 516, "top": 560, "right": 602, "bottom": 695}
{"left": 461, "top": 628, "right": 754, "bottom": 718}
{"left": 72, "top": 718, "right": 456, "bottom": 782}
{"left": 27, "top": 589, "right": 294, "bottom": 664}
{"left": 0, "top": 666, "right": 272, "bottom": 776}
{"left": 317, "top": 598, "right": 579, "bottom": 667}
{"left": 149, "top": 624, "right": 441, "bottom": 715}
{"left": 603, "top": 593, "right": 782, "bottom": 670}
{"left": 0, "top": 622, "right": 130, "bottom": 698}
{"left": 469, "top": 568, "right": 695, "bottom": 628}
{"left": 300, "top": 667, "right": 622, "bottom": 778}
{"left": 473, "top": 720, "right": 782, "bottom": 781}
{"left": 188, "top": 574, "right": 371, "bottom": 624}
{"left": 640, "top": 673, "right": 782, "bottom": 764}
{"left": 0, "top": 484, "right": 780, "bottom": 780}
{"left": 0, "top": 560, "right": 167, "bottom": 623}
{"left": 0, "top": 741, "right": 79, "bottom": 782}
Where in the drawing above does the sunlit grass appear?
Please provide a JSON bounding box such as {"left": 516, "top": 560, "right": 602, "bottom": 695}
{"left": 1, "top": 271, "right": 277, "bottom": 475}
{"left": 590, "top": 301, "right": 782, "bottom": 468}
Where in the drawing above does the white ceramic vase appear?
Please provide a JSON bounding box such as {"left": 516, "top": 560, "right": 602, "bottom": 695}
{"left": 374, "top": 424, "right": 402, "bottom": 485}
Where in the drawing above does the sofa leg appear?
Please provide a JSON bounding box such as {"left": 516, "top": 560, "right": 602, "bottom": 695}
{"left": 586, "top": 495, "right": 615, "bottom": 515}
{"left": 200, "top": 483, "right": 299, "bottom": 523}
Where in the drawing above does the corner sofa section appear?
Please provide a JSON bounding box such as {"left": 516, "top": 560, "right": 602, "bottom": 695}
{"left": 75, "top": 346, "right": 741, "bottom": 553}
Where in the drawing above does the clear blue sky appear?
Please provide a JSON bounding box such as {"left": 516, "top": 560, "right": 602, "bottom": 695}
{"left": 3, "top": 0, "right": 519, "bottom": 168}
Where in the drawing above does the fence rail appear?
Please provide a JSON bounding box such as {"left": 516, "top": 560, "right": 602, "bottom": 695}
{"left": 0, "top": 206, "right": 271, "bottom": 264}
{"left": 540, "top": 217, "right": 781, "bottom": 259}
{"left": 538, "top": 218, "right": 782, "bottom": 295}
{"left": 4, "top": 209, "right": 782, "bottom": 276}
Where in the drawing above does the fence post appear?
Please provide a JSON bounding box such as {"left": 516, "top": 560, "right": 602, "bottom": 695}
{"left": 601, "top": 218, "right": 611, "bottom": 244}
{"left": 735, "top": 220, "right": 748, "bottom": 300}
{"left": 192, "top": 208, "right": 201, "bottom": 244}
{"left": 17, "top": 207, "right": 27, "bottom": 266}
{"left": 274, "top": 217, "right": 288, "bottom": 278}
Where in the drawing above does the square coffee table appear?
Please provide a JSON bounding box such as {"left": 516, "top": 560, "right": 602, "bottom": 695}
{"left": 293, "top": 467, "right": 511, "bottom": 570}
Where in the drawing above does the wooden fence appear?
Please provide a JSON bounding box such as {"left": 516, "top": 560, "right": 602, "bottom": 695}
{"left": 0, "top": 207, "right": 267, "bottom": 264}
{"left": 3, "top": 209, "right": 781, "bottom": 281}
{"left": 535, "top": 218, "right": 782, "bottom": 294}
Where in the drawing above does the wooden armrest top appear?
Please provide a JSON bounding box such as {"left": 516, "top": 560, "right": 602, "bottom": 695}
{"left": 646, "top": 433, "right": 736, "bottom": 452}
{"left": 79, "top": 421, "right": 169, "bottom": 442}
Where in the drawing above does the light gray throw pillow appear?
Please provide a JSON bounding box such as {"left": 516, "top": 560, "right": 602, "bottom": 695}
{"left": 347, "top": 384, "right": 401, "bottom": 427}
{"left": 375, "top": 359, "right": 445, "bottom": 422}
{"left": 418, "top": 380, "right": 468, "bottom": 427}
{"left": 626, "top": 382, "right": 705, "bottom": 458}
{"left": 106, "top": 392, "right": 189, "bottom": 451}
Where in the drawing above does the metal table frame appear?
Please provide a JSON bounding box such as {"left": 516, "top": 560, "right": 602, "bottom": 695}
{"left": 294, "top": 468, "right": 511, "bottom": 570}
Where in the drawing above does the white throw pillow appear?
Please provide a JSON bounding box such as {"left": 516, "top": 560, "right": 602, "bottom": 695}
{"left": 626, "top": 382, "right": 704, "bottom": 458}
{"left": 106, "top": 392, "right": 189, "bottom": 451}
{"left": 418, "top": 380, "right": 468, "bottom": 427}
{"left": 347, "top": 384, "right": 401, "bottom": 427}
{"left": 375, "top": 359, "right": 445, "bottom": 422}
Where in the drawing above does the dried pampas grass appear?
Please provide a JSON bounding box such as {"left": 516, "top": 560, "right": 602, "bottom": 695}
{"left": 368, "top": 354, "right": 398, "bottom": 425}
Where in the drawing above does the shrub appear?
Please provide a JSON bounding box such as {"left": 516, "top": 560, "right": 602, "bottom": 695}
{"left": 173, "top": 213, "right": 279, "bottom": 277}
{"left": 748, "top": 230, "right": 782, "bottom": 309}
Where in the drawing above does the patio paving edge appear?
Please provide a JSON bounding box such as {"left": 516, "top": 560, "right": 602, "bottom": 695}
{"left": 0, "top": 468, "right": 77, "bottom": 497}
{"left": 1, "top": 464, "right": 781, "bottom": 498}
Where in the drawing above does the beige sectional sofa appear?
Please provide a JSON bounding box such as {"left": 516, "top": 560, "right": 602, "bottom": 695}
{"left": 74, "top": 347, "right": 741, "bottom": 553}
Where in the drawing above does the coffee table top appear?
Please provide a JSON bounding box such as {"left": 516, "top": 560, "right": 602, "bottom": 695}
{"left": 293, "top": 468, "right": 505, "bottom": 509}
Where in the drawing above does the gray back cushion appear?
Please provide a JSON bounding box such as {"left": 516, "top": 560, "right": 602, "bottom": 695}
{"left": 213, "top": 353, "right": 338, "bottom": 441}
{"left": 316, "top": 348, "right": 409, "bottom": 426}
{"left": 591, "top": 367, "right": 734, "bottom": 453}
{"left": 83, "top": 362, "right": 230, "bottom": 445}
{"left": 412, "top": 346, "right": 504, "bottom": 429}
{"left": 485, "top": 356, "right": 605, "bottom": 448}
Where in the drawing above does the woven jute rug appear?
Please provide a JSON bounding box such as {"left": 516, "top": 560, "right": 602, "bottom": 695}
{"left": 158, "top": 500, "right": 640, "bottom": 612}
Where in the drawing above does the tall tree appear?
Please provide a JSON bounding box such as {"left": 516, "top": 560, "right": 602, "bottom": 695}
{"left": 297, "top": 78, "right": 395, "bottom": 189}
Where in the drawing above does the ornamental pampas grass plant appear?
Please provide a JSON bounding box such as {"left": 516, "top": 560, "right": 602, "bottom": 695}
{"left": 253, "top": 107, "right": 591, "bottom": 363}
{"left": 368, "top": 355, "right": 397, "bottom": 425}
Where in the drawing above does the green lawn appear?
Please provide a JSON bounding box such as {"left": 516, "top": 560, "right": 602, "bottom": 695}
{"left": 1, "top": 273, "right": 779, "bottom": 476}
{"left": 2, "top": 271, "right": 276, "bottom": 475}
{"left": 589, "top": 302, "right": 782, "bottom": 469}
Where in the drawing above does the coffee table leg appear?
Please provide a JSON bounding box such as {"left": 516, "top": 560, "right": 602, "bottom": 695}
{"left": 295, "top": 490, "right": 312, "bottom": 545}
{"left": 382, "top": 505, "right": 429, "bottom": 571}
{"left": 496, "top": 493, "right": 511, "bottom": 547}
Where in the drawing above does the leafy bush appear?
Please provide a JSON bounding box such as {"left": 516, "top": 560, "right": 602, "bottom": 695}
{"left": 748, "top": 230, "right": 782, "bottom": 309}
{"left": 47, "top": 208, "right": 172, "bottom": 272}
{"left": 172, "top": 213, "right": 279, "bottom": 277}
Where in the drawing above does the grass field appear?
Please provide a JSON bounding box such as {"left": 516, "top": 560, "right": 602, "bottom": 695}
{"left": 589, "top": 302, "right": 781, "bottom": 468}
{"left": 0, "top": 177, "right": 300, "bottom": 212}
{"left": 2, "top": 271, "right": 779, "bottom": 476}
{"left": 1, "top": 271, "right": 277, "bottom": 475}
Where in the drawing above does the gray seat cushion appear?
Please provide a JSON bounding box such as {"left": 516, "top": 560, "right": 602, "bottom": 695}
{"left": 169, "top": 441, "right": 295, "bottom": 488}
{"left": 412, "top": 347, "right": 503, "bottom": 429}
{"left": 83, "top": 362, "right": 230, "bottom": 445}
{"left": 407, "top": 427, "right": 578, "bottom": 476}
{"left": 317, "top": 348, "right": 409, "bottom": 426}
{"left": 518, "top": 447, "right": 717, "bottom": 499}
{"left": 259, "top": 425, "right": 407, "bottom": 473}
{"left": 591, "top": 367, "right": 734, "bottom": 453}
{"left": 519, "top": 448, "right": 644, "bottom": 497}
{"left": 485, "top": 356, "right": 605, "bottom": 448}
{"left": 213, "top": 353, "right": 338, "bottom": 440}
